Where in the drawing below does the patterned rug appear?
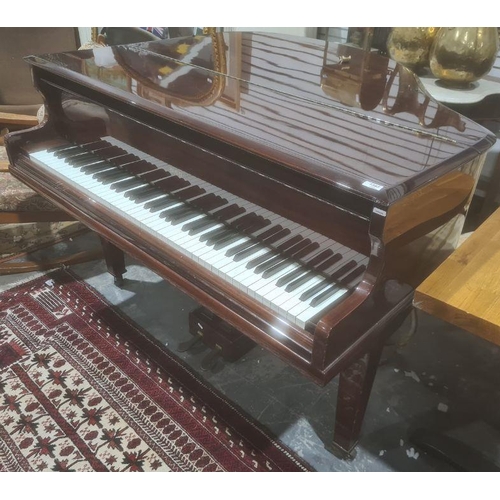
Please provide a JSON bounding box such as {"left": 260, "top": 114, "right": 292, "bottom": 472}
{"left": 0, "top": 270, "right": 310, "bottom": 472}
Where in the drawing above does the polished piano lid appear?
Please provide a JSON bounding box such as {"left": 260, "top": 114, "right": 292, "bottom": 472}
{"left": 26, "top": 32, "right": 495, "bottom": 205}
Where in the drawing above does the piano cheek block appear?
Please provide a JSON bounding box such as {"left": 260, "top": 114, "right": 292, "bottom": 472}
{"left": 9, "top": 32, "right": 494, "bottom": 457}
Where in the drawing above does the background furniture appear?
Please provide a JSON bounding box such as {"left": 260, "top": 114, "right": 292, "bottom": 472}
{"left": 0, "top": 27, "right": 101, "bottom": 273}
{"left": 415, "top": 205, "right": 500, "bottom": 344}
{"left": 413, "top": 206, "right": 500, "bottom": 470}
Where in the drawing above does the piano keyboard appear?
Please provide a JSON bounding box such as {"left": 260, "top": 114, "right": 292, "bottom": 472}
{"left": 30, "top": 137, "right": 368, "bottom": 329}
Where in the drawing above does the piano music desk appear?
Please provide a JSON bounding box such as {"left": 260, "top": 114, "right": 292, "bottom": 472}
{"left": 415, "top": 206, "right": 500, "bottom": 346}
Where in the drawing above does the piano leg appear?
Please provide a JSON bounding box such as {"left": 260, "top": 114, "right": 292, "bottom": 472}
{"left": 330, "top": 344, "right": 384, "bottom": 460}
{"left": 99, "top": 237, "right": 127, "bottom": 287}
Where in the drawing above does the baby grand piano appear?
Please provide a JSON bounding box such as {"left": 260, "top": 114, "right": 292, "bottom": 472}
{"left": 5, "top": 32, "right": 495, "bottom": 458}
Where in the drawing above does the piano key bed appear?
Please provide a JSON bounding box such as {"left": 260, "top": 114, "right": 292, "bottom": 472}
{"left": 30, "top": 136, "right": 368, "bottom": 330}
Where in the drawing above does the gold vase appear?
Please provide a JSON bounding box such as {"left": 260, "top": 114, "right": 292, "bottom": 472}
{"left": 387, "top": 27, "right": 438, "bottom": 73}
{"left": 430, "top": 28, "right": 499, "bottom": 87}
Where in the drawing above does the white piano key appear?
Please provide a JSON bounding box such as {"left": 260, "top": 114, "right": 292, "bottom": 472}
{"left": 30, "top": 139, "right": 367, "bottom": 330}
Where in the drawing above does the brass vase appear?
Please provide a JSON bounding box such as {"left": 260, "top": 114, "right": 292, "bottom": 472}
{"left": 429, "top": 28, "right": 499, "bottom": 87}
{"left": 387, "top": 27, "right": 438, "bottom": 73}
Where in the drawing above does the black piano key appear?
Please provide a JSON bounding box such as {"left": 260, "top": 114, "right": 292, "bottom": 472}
{"left": 92, "top": 146, "right": 128, "bottom": 160}
{"left": 192, "top": 195, "right": 227, "bottom": 212}
{"left": 137, "top": 190, "right": 166, "bottom": 204}
{"left": 244, "top": 217, "right": 271, "bottom": 235}
{"left": 59, "top": 145, "right": 111, "bottom": 160}
{"left": 208, "top": 203, "right": 245, "bottom": 221}
{"left": 121, "top": 161, "right": 158, "bottom": 178}
{"left": 277, "top": 249, "right": 334, "bottom": 288}
{"left": 205, "top": 215, "right": 258, "bottom": 247}
{"left": 252, "top": 239, "right": 306, "bottom": 275}
{"left": 160, "top": 204, "right": 191, "bottom": 221}
{"left": 299, "top": 280, "right": 332, "bottom": 304}
{"left": 148, "top": 196, "right": 180, "bottom": 214}
{"left": 140, "top": 170, "right": 171, "bottom": 184}
{"left": 226, "top": 239, "right": 263, "bottom": 260}
{"left": 125, "top": 185, "right": 157, "bottom": 200}
{"left": 339, "top": 265, "right": 366, "bottom": 286}
{"left": 255, "top": 239, "right": 311, "bottom": 275}
{"left": 80, "top": 161, "right": 113, "bottom": 173}
{"left": 81, "top": 140, "right": 113, "bottom": 152}
{"left": 231, "top": 227, "right": 291, "bottom": 262}
{"left": 154, "top": 176, "right": 190, "bottom": 192}
{"left": 210, "top": 215, "right": 258, "bottom": 245}
{"left": 67, "top": 153, "right": 102, "bottom": 165}
{"left": 190, "top": 221, "right": 221, "bottom": 238}
{"left": 46, "top": 143, "right": 78, "bottom": 153}
{"left": 327, "top": 258, "right": 358, "bottom": 280}
{"left": 171, "top": 185, "right": 205, "bottom": 202}
{"left": 133, "top": 187, "right": 164, "bottom": 202}
{"left": 110, "top": 177, "right": 144, "bottom": 192}
{"left": 170, "top": 209, "right": 200, "bottom": 225}
{"left": 283, "top": 269, "right": 316, "bottom": 293}
{"left": 246, "top": 234, "right": 302, "bottom": 270}
{"left": 183, "top": 204, "right": 243, "bottom": 235}
{"left": 54, "top": 148, "right": 86, "bottom": 159}
{"left": 101, "top": 171, "right": 133, "bottom": 185}
{"left": 281, "top": 251, "right": 338, "bottom": 291}
{"left": 200, "top": 226, "right": 228, "bottom": 243}
{"left": 262, "top": 259, "right": 296, "bottom": 279}
{"left": 145, "top": 196, "right": 178, "bottom": 212}
{"left": 93, "top": 168, "right": 125, "bottom": 181}
{"left": 107, "top": 153, "right": 138, "bottom": 166}
{"left": 213, "top": 232, "right": 247, "bottom": 251}
{"left": 181, "top": 193, "right": 222, "bottom": 213}
{"left": 262, "top": 242, "right": 320, "bottom": 280}
{"left": 226, "top": 225, "right": 283, "bottom": 258}
{"left": 309, "top": 284, "right": 343, "bottom": 308}
{"left": 185, "top": 218, "right": 218, "bottom": 235}
{"left": 100, "top": 176, "right": 131, "bottom": 188}
{"left": 308, "top": 265, "right": 366, "bottom": 308}
{"left": 299, "top": 259, "right": 357, "bottom": 302}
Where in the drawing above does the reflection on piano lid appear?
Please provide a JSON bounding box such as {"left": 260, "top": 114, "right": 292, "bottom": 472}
{"left": 27, "top": 31, "right": 493, "bottom": 205}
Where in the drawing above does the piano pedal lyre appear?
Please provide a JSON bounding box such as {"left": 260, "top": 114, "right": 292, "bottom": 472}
{"left": 179, "top": 307, "right": 256, "bottom": 372}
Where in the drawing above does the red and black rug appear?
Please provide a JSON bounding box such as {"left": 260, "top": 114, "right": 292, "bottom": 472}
{"left": 0, "top": 270, "right": 311, "bottom": 472}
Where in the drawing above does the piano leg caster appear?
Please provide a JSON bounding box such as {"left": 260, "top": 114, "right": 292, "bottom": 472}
{"left": 331, "top": 345, "right": 384, "bottom": 459}
{"left": 99, "top": 237, "right": 127, "bottom": 288}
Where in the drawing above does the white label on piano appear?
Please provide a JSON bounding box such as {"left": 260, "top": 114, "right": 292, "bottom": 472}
{"left": 373, "top": 207, "right": 386, "bottom": 216}
{"left": 362, "top": 181, "right": 384, "bottom": 191}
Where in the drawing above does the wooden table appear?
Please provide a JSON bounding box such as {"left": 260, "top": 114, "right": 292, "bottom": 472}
{"left": 413, "top": 207, "right": 500, "bottom": 471}
{"left": 415, "top": 206, "right": 500, "bottom": 345}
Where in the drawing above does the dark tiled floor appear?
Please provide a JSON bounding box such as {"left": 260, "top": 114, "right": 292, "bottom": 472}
{"left": 2, "top": 232, "right": 500, "bottom": 471}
